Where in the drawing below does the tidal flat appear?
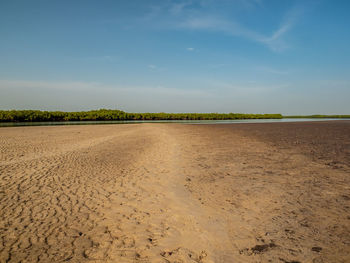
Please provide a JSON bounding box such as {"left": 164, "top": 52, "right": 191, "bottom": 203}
{"left": 0, "top": 121, "right": 349, "bottom": 262}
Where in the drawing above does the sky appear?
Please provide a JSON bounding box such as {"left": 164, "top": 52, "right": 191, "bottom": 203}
{"left": 0, "top": 0, "right": 349, "bottom": 114}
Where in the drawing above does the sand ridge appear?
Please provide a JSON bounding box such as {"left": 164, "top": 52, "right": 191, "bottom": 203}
{"left": 0, "top": 122, "right": 349, "bottom": 262}
{"left": 0, "top": 124, "right": 230, "bottom": 262}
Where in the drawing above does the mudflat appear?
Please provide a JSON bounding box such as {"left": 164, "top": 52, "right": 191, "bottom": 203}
{"left": 0, "top": 121, "right": 349, "bottom": 263}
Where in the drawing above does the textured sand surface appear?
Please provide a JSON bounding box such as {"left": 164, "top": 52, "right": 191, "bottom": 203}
{"left": 0, "top": 122, "right": 349, "bottom": 262}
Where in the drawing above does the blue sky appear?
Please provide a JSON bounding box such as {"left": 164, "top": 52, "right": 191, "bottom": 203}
{"left": 0, "top": 0, "right": 349, "bottom": 114}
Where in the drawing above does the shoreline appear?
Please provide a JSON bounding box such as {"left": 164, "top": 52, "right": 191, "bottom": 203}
{"left": 0, "top": 118, "right": 349, "bottom": 128}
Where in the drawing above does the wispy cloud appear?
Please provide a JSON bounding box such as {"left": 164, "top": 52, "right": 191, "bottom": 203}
{"left": 69, "top": 55, "right": 114, "bottom": 62}
{"left": 169, "top": 0, "right": 194, "bottom": 15}
{"left": 208, "top": 80, "right": 290, "bottom": 94}
{"left": 0, "top": 79, "right": 213, "bottom": 112}
{"left": 147, "top": 64, "right": 166, "bottom": 72}
{"left": 142, "top": 0, "right": 303, "bottom": 52}
{"left": 177, "top": 11, "right": 299, "bottom": 51}
{"left": 186, "top": 47, "right": 195, "bottom": 51}
{"left": 0, "top": 79, "right": 210, "bottom": 97}
{"left": 177, "top": 15, "right": 261, "bottom": 40}
{"left": 0, "top": 79, "right": 102, "bottom": 90}
{"left": 236, "top": 0, "right": 264, "bottom": 10}
{"left": 208, "top": 63, "right": 230, "bottom": 69}
{"left": 259, "top": 6, "right": 303, "bottom": 51}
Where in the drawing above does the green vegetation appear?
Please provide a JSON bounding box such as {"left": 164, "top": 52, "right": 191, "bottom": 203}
{"left": 285, "top": 115, "right": 350, "bottom": 118}
{"left": 1, "top": 110, "right": 348, "bottom": 122}
{"left": 0, "top": 109, "right": 283, "bottom": 122}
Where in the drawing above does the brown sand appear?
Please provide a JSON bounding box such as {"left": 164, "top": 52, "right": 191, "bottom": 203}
{"left": 0, "top": 121, "right": 349, "bottom": 262}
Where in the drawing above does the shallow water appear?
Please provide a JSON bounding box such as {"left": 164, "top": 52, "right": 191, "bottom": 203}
{"left": 0, "top": 118, "right": 349, "bottom": 127}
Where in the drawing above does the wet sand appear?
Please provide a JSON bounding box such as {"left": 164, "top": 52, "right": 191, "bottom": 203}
{"left": 0, "top": 121, "right": 349, "bottom": 262}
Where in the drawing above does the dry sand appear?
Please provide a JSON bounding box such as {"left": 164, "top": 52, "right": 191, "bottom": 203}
{"left": 0, "top": 121, "right": 349, "bottom": 263}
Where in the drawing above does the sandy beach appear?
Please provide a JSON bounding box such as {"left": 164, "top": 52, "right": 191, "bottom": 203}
{"left": 0, "top": 121, "right": 349, "bottom": 263}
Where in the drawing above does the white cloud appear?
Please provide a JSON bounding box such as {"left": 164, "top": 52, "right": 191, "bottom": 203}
{"left": 142, "top": 1, "right": 302, "bottom": 52}
{"left": 256, "top": 66, "right": 289, "bottom": 75}
{"left": 170, "top": 0, "right": 193, "bottom": 15}
{"left": 259, "top": 6, "right": 303, "bottom": 51}
{"left": 147, "top": 64, "right": 167, "bottom": 72}
{"left": 178, "top": 13, "right": 296, "bottom": 51}
{"left": 186, "top": 47, "right": 195, "bottom": 51}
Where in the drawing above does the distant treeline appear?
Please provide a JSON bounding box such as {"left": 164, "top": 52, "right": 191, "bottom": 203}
{"left": 0, "top": 109, "right": 283, "bottom": 122}
{"left": 286, "top": 115, "right": 350, "bottom": 118}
